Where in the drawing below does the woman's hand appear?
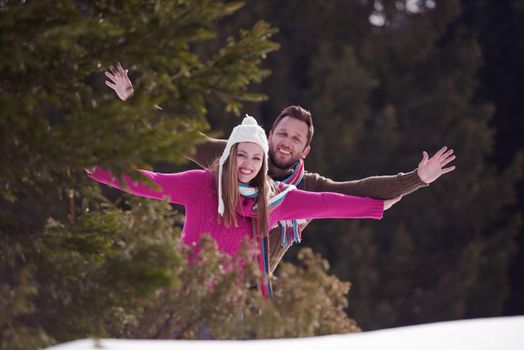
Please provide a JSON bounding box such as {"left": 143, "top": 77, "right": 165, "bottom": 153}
{"left": 84, "top": 167, "right": 96, "bottom": 175}
{"left": 105, "top": 62, "right": 134, "bottom": 101}
{"left": 384, "top": 195, "right": 402, "bottom": 211}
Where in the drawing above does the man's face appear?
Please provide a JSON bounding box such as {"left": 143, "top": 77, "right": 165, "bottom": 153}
{"left": 268, "top": 116, "right": 311, "bottom": 169}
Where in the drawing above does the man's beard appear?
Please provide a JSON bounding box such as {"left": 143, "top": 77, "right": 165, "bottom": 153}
{"left": 268, "top": 148, "right": 301, "bottom": 170}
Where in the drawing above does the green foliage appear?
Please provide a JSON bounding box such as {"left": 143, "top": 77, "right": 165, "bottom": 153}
{"left": 0, "top": 1, "right": 359, "bottom": 348}
{"left": 0, "top": 0, "right": 279, "bottom": 202}
{"left": 2, "top": 198, "right": 359, "bottom": 348}
{"left": 268, "top": 248, "right": 360, "bottom": 337}
{"left": 123, "top": 243, "right": 359, "bottom": 340}
{"left": 1, "top": 198, "right": 181, "bottom": 349}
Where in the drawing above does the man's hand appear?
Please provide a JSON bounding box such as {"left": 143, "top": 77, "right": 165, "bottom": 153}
{"left": 105, "top": 62, "right": 134, "bottom": 101}
{"left": 417, "top": 146, "right": 456, "bottom": 184}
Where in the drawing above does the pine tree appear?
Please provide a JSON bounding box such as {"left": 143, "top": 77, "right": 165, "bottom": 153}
{"left": 347, "top": 0, "right": 523, "bottom": 327}
{"left": 1, "top": 1, "right": 360, "bottom": 348}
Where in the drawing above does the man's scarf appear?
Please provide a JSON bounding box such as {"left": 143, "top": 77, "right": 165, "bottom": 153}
{"left": 237, "top": 159, "right": 305, "bottom": 297}
{"left": 276, "top": 159, "right": 306, "bottom": 246}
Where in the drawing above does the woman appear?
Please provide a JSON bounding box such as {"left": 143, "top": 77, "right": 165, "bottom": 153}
{"left": 87, "top": 116, "right": 395, "bottom": 295}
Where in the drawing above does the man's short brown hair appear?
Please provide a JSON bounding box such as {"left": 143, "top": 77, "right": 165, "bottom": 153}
{"left": 271, "top": 105, "right": 314, "bottom": 146}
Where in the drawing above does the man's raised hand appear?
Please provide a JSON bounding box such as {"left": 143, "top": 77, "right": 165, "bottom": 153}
{"left": 105, "top": 62, "right": 134, "bottom": 101}
{"left": 417, "top": 146, "right": 456, "bottom": 184}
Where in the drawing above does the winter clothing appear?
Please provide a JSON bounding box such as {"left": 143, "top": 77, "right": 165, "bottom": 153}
{"left": 87, "top": 167, "right": 383, "bottom": 259}
{"left": 236, "top": 180, "right": 300, "bottom": 296}
{"left": 187, "top": 135, "right": 428, "bottom": 273}
{"left": 218, "top": 115, "right": 268, "bottom": 216}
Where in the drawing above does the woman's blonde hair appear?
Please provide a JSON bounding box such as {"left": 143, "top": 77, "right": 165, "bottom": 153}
{"left": 212, "top": 143, "right": 270, "bottom": 237}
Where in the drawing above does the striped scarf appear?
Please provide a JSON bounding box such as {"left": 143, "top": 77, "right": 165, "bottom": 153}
{"left": 276, "top": 159, "right": 306, "bottom": 246}
{"left": 238, "top": 159, "right": 305, "bottom": 297}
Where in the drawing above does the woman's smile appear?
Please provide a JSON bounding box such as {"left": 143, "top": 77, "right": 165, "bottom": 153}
{"left": 236, "top": 142, "right": 264, "bottom": 183}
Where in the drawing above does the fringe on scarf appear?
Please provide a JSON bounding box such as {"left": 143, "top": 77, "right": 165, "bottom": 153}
{"left": 241, "top": 159, "right": 305, "bottom": 297}
{"left": 276, "top": 159, "right": 305, "bottom": 248}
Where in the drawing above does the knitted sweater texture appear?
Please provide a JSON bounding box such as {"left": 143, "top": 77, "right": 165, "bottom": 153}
{"left": 88, "top": 168, "right": 384, "bottom": 256}
{"left": 188, "top": 136, "right": 428, "bottom": 271}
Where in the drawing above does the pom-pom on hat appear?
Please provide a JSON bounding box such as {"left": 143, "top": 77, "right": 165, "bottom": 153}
{"left": 218, "top": 115, "right": 269, "bottom": 215}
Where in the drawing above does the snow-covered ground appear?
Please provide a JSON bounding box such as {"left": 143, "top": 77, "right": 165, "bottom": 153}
{"left": 45, "top": 316, "right": 524, "bottom": 350}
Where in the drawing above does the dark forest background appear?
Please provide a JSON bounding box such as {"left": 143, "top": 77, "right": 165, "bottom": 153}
{"left": 1, "top": 0, "right": 523, "bottom": 348}
{"left": 208, "top": 0, "right": 524, "bottom": 330}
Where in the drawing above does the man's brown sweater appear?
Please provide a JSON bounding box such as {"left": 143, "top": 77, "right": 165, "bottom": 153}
{"left": 188, "top": 136, "right": 428, "bottom": 273}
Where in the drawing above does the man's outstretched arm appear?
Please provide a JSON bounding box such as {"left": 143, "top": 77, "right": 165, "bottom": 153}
{"left": 302, "top": 147, "right": 456, "bottom": 200}
{"left": 103, "top": 64, "right": 456, "bottom": 193}
{"left": 104, "top": 63, "right": 226, "bottom": 169}
{"left": 186, "top": 134, "right": 227, "bottom": 169}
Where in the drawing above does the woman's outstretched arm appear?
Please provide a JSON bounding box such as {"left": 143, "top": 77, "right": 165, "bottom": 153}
{"left": 272, "top": 189, "right": 386, "bottom": 222}
{"left": 87, "top": 167, "right": 208, "bottom": 205}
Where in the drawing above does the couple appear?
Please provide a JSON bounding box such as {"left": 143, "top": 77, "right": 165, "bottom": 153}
{"left": 90, "top": 64, "right": 456, "bottom": 295}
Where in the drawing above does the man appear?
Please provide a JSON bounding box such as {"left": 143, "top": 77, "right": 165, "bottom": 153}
{"left": 105, "top": 63, "right": 456, "bottom": 273}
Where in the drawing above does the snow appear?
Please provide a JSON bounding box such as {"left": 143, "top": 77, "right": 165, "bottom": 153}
{"left": 44, "top": 316, "right": 524, "bottom": 350}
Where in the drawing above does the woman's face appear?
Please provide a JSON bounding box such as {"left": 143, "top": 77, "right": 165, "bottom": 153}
{"left": 235, "top": 142, "right": 264, "bottom": 184}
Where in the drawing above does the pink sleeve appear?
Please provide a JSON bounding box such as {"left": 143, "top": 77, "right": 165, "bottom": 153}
{"left": 273, "top": 189, "right": 384, "bottom": 221}
{"left": 87, "top": 167, "right": 208, "bottom": 205}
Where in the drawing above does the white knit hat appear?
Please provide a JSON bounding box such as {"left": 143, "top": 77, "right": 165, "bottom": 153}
{"left": 218, "top": 114, "right": 268, "bottom": 216}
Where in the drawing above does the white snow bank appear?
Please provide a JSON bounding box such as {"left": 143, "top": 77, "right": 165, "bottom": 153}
{"left": 44, "top": 316, "right": 524, "bottom": 350}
